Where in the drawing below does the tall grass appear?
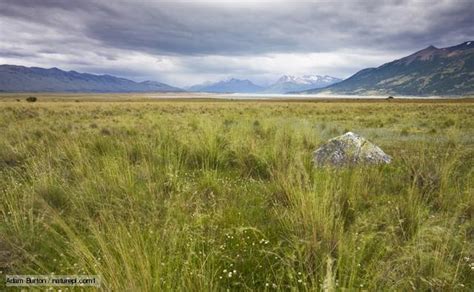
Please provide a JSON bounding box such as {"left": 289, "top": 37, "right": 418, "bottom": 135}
{"left": 0, "top": 100, "right": 473, "bottom": 290}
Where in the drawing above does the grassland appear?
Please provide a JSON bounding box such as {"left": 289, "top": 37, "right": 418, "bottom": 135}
{"left": 0, "top": 96, "right": 473, "bottom": 291}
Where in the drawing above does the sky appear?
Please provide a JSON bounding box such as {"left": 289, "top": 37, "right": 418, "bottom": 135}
{"left": 0, "top": 0, "right": 473, "bottom": 87}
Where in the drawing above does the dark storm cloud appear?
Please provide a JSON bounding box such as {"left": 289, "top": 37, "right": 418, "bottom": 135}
{"left": 0, "top": 0, "right": 473, "bottom": 85}
{"left": 0, "top": 48, "right": 37, "bottom": 58}
{"left": 82, "top": 0, "right": 474, "bottom": 55}
{"left": 1, "top": 0, "right": 473, "bottom": 56}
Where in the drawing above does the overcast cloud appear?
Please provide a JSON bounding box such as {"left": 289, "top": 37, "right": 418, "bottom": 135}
{"left": 0, "top": 0, "right": 473, "bottom": 86}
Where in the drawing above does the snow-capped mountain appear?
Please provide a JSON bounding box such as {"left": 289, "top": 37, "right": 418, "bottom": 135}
{"left": 263, "top": 75, "right": 342, "bottom": 93}
{"left": 187, "top": 75, "right": 341, "bottom": 94}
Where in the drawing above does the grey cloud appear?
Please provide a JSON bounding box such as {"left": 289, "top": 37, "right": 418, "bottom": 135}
{"left": 2, "top": 0, "right": 473, "bottom": 56}
{"left": 0, "top": 0, "right": 473, "bottom": 86}
{"left": 82, "top": 0, "right": 474, "bottom": 55}
{"left": 0, "top": 48, "right": 37, "bottom": 58}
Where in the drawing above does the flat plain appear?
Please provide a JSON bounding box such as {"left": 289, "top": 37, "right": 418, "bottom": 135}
{"left": 0, "top": 94, "right": 473, "bottom": 290}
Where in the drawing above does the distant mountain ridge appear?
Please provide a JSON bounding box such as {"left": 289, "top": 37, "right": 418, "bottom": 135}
{"left": 0, "top": 65, "right": 183, "bottom": 92}
{"left": 263, "top": 75, "right": 341, "bottom": 93}
{"left": 187, "top": 75, "right": 341, "bottom": 93}
{"left": 302, "top": 41, "right": 474, "bottom": 96}
{"left": 186, "top": 78, "right": 263, "bottom": 93}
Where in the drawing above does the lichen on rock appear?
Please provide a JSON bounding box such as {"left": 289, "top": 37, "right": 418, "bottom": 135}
{"left": 313, "top": 132, "right": 391, "bottom": 167}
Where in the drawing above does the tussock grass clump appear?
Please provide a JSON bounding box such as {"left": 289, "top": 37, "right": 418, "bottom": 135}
{"left": 0, "top": 100, "right": 473, "bottom": 291}
{"left": 26, "top": 96, "right": 37, "bottom": 102}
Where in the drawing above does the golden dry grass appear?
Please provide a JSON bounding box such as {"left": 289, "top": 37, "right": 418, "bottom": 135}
{"left": 1, "top": 94, "right": 473, "bottom": 290}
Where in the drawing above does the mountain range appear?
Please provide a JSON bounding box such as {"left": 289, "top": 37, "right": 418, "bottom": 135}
{"left": 301, "top": 41, "right": 474, "bottom": 96}
{"left": 262, "top": 75, "right": 341, "bottom": 93}
{"left": 0, "top": 65, "right": 183, "bottom": 92}
{"left": 1, "top": 41, "right": 472, "bottom": 96}
{"left": 186, "top": 75, "right": 341, "bottom": 93}
{"left": 1, "top": 65, "right": 340, "bottom": 94}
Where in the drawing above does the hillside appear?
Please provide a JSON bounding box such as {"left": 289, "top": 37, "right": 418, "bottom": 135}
{"left": 303, "top": 41, "right": 474, "bottom": 96}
